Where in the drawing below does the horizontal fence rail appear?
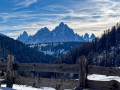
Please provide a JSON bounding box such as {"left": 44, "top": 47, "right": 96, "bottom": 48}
{"left": 0, "top": 63, "right": 79, "bottom": 74}
{"left": 0, "top": 63, "right": 120, "bottom": 76}
{"left": 17, "top": 63, "right": 79, "bottom": 74}
{"left": 88, "top": 65, "right": 120, "bottom": 76}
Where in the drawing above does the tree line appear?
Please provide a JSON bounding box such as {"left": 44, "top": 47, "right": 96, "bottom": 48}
{"left": 0, "top": 35, "right": 55, "bottom": 63}
{"left": 56, "top": 23, "right": 120, "bottom": 67}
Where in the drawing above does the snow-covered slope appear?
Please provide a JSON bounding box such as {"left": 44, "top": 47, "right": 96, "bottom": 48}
{"left": 29, "top": 42, "right": 83, "bottom": 57}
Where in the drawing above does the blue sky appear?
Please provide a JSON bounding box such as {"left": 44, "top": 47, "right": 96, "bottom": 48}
{"left": 0, "top": 0, "right": 120, "bottom": 38}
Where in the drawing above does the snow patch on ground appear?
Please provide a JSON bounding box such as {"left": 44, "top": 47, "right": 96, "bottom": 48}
{"left": 88, "top": 74, "right": 120, "bottom": 82}
{"left": 1, "top": 84, "right": 55, "bottom": 90}
{"left": 1, "top": 74, "right": 120, "bottom": 90}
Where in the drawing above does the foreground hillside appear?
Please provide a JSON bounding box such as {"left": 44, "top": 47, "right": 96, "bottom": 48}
{"left": 0, "top": 35, "right": 55, "bottom": 63}
{"left": 56, "top": 23, "right": 120, "bottom": 67}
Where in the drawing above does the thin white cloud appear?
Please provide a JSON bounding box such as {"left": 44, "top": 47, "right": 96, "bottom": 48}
{"left": 15, "top": 0, "right": 38, "bottom": 9}
{"left": 18, "top": 0, "right": 37, "bottom": 6}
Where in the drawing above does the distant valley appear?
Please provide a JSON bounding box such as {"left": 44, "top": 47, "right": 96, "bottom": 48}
{"left": 29, "top": 42, "right": 83, "bottom": 57}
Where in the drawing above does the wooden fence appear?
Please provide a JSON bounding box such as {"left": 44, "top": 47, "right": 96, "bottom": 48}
{"left": 1, "top": 55, "right": 120, "bottom": 90}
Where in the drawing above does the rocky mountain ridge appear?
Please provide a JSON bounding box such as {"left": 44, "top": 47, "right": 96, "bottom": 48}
{"left": 17, "top": 22, "right": 96, "bottom": 44}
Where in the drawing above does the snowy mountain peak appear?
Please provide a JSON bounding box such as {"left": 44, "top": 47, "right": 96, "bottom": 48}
{"left": 17, "top": 31, "right": 29, "bottom": 43}
{"left": 59, "top": 22, "right": 65, "bottom": 27}
{"left": 41, "top": 27, "right": 49, "bottom": 31}
{"left": 90, "top": 33, "right": 96, "bottom": 39}
{"left": 35, "top": 27, "right": 50, "bottom": 37}
{"left": 84, "top": 33, "right": 89, "bottom": 41}
{"left": 23, "top": 31, "right": 28, "bottom": 36}
{"left": 57, "top": 22, "right": 68, "bottom": 29}
{"left": 84, "top": 33, "right": 89, "bottom": 38}
{"left": 37, "top": 27, "right": 50, "bottom": 33}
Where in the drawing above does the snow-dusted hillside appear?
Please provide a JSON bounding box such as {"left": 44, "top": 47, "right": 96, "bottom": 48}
{"left": 29, "top": 42, "right": 83, "bottom": 57}
{"left": 88, "top": 43, "right": 120, "bottom": 67}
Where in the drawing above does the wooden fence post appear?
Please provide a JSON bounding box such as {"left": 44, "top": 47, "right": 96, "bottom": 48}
{"left": 6, "top": 54, "right": 14, "bottom": 88}
{"left": 78, "top": 55, "right": 87, "bottom": 88}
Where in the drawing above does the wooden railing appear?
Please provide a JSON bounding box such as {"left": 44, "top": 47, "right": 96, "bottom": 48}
{"left": 77, "top": 56, "right": 120, "bottom": 90}
{"left": 1, "top": 55, "right": 120, "bottom": 90}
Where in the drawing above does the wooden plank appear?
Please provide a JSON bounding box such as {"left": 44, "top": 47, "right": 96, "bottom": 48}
{"left": 88, "top": 65, "right": 120, "bottom": 76}
{"left": 15, "top": 77, "right": 79, "bottom": 90}
{"left": 78, "top": 55, "right": 87, "bottom": 88}
{"left": 87, "top": 80, "right": 120, "bottom": 90}
{"left": 16, "top": 63, "right": 79, "bottom": 74}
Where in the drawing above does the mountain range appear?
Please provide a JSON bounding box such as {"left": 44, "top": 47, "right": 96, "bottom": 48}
{"left": 17, "top": 22, "right": 95, "bottom": 44}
